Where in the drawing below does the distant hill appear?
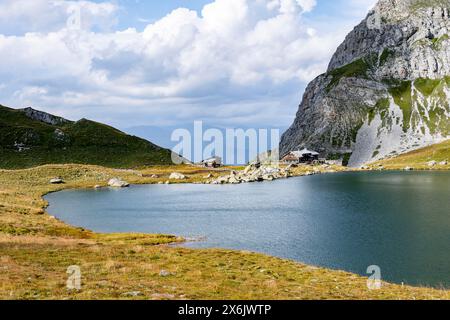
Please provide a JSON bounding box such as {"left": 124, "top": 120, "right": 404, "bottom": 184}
{"left": 0, "top": 105, "right": 174, "bottom": 169}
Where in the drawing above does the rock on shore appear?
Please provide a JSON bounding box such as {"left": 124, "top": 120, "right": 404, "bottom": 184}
{"left": 169, "top": 172, "right": 186, "bottom": 180}
{"left": 108, "top": 178, "right": 130, "bottom": 188}
{"left": 207, "top": 164, "right": 306, "bottom": 185}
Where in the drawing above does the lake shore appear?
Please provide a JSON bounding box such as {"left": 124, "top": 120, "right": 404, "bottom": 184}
{"left": 0, "top": 163, "right": 449, "bottom": 300}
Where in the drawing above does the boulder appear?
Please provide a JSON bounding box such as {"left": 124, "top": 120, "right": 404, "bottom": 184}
{"left": 50, "top": 178, "right": 64, "bottom": 184}
{"left": 404, "top": 167, "right": 413, "bottom": 171}
{"left": 243, "top": 165, "right": 254, "bottom": 174}
{"left": 159, "top": 270, "right": 171, "bottom": 277}
{"left": 439, "top": 161, "right": 448, "bottom": 166}
{"left": 122, "top": 291, "right": 143, "bottom": 297}
{"left": 427, "top": 161, "right": 437, "bottom": 167}
{"left": 262, "top": 175, "right": 274, "bottom": 181}
{"left": 169, "top": 172, "right": 186, "bottom": 180}
{"left": 108, "top": 178, "right": 130, "bottom": 188}
{"left": 228, "top": 176, "right": 241, "bottom": 184}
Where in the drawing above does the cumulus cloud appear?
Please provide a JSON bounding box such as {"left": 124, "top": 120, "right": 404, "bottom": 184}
{"left": 0, "top": 0, "right": 372, "bottom": 129}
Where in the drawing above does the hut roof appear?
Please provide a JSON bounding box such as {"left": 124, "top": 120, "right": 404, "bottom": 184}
{"left": 291, "top": 149, "right": 319, "bottom": 157}
{"left": 203, "top": 156, "right": 222, "bottom": 163}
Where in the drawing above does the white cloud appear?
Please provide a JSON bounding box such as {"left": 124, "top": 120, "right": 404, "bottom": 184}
{"left": 0, "top": 0, "right": 118, "bottom": 35}
{"left": 0, "top": 0, "right": 373, "bottom": 130}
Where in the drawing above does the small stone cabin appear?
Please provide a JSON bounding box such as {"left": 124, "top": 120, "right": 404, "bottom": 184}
{"left": 281, "top": 149, "right": 320, "bottom": 164}
{"left": 202, "top": 156, "right": 222, "bottom": 168}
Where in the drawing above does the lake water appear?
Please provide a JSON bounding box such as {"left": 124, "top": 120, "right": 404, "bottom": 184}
{"left": 45, "top": 171, "right": 450, "bottom": 288}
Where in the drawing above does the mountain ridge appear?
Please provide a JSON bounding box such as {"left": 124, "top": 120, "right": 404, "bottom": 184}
{"left": 0, "top": 104, "right": 174, "bottom": 169}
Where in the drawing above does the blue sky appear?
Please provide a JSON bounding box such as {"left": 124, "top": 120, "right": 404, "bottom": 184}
{"left": 0, "top": 0, "right": 377, "bottom": 147}
{"left": 113, "top": 0, "right": 214, "bottom": 29}
{"left": 100, "top": 0, "right": 374, "bottom": 31}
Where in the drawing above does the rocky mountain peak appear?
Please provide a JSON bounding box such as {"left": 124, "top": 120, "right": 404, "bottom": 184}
{"left": 328, "top": 0, "right": 450, "bottom": 77}
{"left": 280, "top": 0, "right": 450, "bottom": 167}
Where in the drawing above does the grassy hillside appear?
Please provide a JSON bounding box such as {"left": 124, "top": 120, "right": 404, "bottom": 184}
{"left": 371, "top": 139, "right": 450, "bottom": 169}
{"left": 0, "top": 164, "right": 448, "bottom": 300}
{"left": 0, "top": 105, "right": 173, "bottom": 169}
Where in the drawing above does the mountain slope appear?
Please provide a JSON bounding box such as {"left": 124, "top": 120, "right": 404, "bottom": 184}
{"left": 280, "top": 0, "right": 450, "bottom": 167}
{"left": 0, "top": 105, "right": 174, "bottom": 169}
{"left": 371, "top": 138, "right": 449, "bottom": 169}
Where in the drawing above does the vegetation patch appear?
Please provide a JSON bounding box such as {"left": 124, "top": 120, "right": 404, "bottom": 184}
{"left": 414, "top": 78, "right": 442, "bottom": 96}
{"left": 431, "top": 34, "right": 449, "bottom": 50}
{"left": 342, "top": 153, "right": 353, "bottom": 167}
{"left": 379, "top": 48, "right": 395, "bottom": 66}
{"left": 326, "top": 55, "right": 375, "bottom": 91}
{"left": 368, "top": 98, "right": 390, "bottom": 125}
{"left": 413, "top": 78, "right": 450, "bottom": 135}
{"left": 410, "top": 0, "right": 450, "bottom": 12}
{"left": 388, "top": 81, "right": 413, "bottom": 133}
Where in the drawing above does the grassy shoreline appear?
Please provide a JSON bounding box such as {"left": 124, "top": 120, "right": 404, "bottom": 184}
{"left": 370, "top": 140, "right": 450, "bottom": 170}
{"left": 0, "top": 163, "right": 449, "bottom": 300}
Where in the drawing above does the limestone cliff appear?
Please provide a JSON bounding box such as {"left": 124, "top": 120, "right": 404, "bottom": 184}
{"left": 280, "top": 0, "right": 450, "bottom": 167}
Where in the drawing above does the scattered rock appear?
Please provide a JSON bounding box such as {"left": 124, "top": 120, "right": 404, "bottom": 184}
{"left": 204, "top": 174, "right": 213, "bottom": 179}
{"left": 150, "top": 174, "right": 159, "bottom": 178}
{"left": 122, "top": 291, "right": 143, "bottom": 297}
{"left": 427, "top": 161, "right": 437, "bottom": 167}
{"left": 151, "top": 293, "right": 175, "bottom": 299}
{"left": 94, "top": 185, "right": 101, "bottom": 189}
{"left": 211, "top": 165, "right": 298, "bottom": 185}
{"left": 108, "top": 178, "right": 130, "bottom": 188}
{"left": 50, "top": 178, "right": 64, "bottom": 184}
{"left": 159, "top": 270, "right": 172, "bottom": 277}
{"left": 169, "top": 172, "right": 186, "bottom": 180}
{"left": 262, "top": 175, "right": 274, "bottom": 181}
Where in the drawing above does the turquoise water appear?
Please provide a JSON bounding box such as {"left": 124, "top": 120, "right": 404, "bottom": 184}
{"left": 45, "top": 171, "right": 450, "bottom": 287}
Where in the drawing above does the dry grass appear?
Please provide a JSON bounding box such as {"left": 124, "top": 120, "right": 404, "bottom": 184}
{"left": 370, "top": 139, "right": 450, "bottom": 170}
{"left": 0, "top": 163, "right": 449, "bottom": 300}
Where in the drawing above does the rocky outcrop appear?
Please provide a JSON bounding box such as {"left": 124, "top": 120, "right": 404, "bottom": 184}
{"left": 281, "top": 0, "right": 450, "bottom": 167}
{"left": 208, "top": 164, "right": 301, "bottom": 184}
{"left": 20, "top": 107, "right": 72, "bottom": 126}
